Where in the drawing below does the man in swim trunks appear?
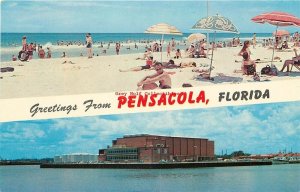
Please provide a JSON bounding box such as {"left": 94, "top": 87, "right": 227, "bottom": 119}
{"left": 137, "top": 62, "right": 175, "bottom": 90}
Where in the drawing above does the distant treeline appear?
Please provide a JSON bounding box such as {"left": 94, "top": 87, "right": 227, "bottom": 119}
{"left": 215, "top": 151, "right": 251, "bottom": 159}
{"left": 0, "top": 158, "right": 53, "bottom": 165}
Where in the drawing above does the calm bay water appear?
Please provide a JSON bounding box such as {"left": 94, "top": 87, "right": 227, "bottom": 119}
{"left": 1, "top": 164, "right": 299, "bottom": 192}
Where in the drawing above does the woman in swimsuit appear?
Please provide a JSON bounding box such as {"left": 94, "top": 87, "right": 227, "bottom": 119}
{"left": 86, "top": 33, "right": 93, "bottom": 58}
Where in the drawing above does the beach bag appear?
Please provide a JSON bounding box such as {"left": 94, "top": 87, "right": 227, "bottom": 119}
{"left": 269, "top": 65, "right": 278, "bottom": 76}
{"left": 245, "top": 65, "right": 256, "bottom": 75}
{"left": 261, "top": 65, "right": 271, "bottom": 75}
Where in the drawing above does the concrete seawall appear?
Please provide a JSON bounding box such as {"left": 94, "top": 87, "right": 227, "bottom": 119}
{"left": 40, "top": 161, "right": 272, "bottom": 169}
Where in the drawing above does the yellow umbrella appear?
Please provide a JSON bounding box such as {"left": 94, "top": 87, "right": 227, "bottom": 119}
{"left": 187, "top": 33, "right": 206, "bottom": 43}
{"left": 145, "top": 23, "right": 182, "bottom": 61}
{"left": 145, "top": 23, "right": 182, "bottom": 35}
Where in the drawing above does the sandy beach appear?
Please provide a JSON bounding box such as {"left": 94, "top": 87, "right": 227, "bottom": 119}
{"left": 0, "top": 45, "right": 299, "bottom": 99}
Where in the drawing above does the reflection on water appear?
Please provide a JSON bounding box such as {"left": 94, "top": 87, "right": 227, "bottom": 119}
{"left": 1, "top": 165, "right": 299, "bottom": 192}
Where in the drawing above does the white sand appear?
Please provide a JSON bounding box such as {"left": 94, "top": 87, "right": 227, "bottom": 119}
{"left": 0, "top": 46, "right": 299, "bottom": 99}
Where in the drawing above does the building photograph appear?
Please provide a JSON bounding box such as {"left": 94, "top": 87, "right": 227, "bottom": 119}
{"left": 99, "top": 134, "right": 214, "bottom": 163}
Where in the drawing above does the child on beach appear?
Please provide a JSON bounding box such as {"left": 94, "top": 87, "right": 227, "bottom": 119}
{"left": 61, "top": 52, "right": 75, "bottom": 64}
{"left": 174, "top": 49, "right": 182, "bottom": 59}
{"left": 12, "top": 55, "right": 17, "bottom": 61}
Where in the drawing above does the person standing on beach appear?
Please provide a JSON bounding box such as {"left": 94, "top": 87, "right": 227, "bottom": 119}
{"left": 22, "top": 36, "right": 27, "bottom": 51}
{"left": 238, "top": 41, "right": 255, "bottom": 74}
{"left": 27, "top": 43, "right": 34, "bottom": 60}
{"left": 171, "top": 38, "right": 176, "bottom": 51}
{"left": 252, "top": 33, "right": 257, "bottom": 49}
{"left": 86, "top": 33, "right": 93, "bottom": 58}
{"left": 116, "top": 43, "right": 120, "bottom": 55}
{"left": 47, "top": 47, "right": 52, "bottom": 58}
{"left": 167, "top": 43, "right": 171, "bottom": 57}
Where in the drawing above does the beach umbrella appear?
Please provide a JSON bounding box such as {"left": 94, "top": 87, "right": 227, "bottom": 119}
{"left": 192, "top": 14, "right": 239, "bottom": 79}
{"left": 273, "top": 30, "right": 290, "bottom": 37}
{"left": 251, "top": 11, "right": 300, "bottom": 65}
{"left": 145, "top": 23, "right": 182, "bottom": 61}
{"left": 187, "top": 33, "right": 206, "bottom": 43}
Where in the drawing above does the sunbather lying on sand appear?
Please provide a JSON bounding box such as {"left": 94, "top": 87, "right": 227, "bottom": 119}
{"left": 162, "top": 60, "right": 197, "bottom": 69}
{"left": 137, "top": 62, "right": 175, "bottom": 90}
{"left": 120, "top": 57, "right": 154, "bottom": 72}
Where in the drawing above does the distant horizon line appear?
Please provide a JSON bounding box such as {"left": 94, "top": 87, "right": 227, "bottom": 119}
{"left": 1, "top": 31, "right": 297, "bottom": 34}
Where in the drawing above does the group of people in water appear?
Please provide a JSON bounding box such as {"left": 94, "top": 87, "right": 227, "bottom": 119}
{"left": 16, "top": 36, "right": 52, "bottom": 60}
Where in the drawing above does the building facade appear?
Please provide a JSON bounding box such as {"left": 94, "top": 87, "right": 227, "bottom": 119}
{"left": 54, "top": 153, "right": 98, "bottom": 163}
{"left": 99, "top": 134, "right": 214, "bottom": 163}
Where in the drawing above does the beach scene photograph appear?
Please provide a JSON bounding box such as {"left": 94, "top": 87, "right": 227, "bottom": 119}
{"left": 1, "top": 0, "right": 300, "bottom": 99}
{"left": 1, "top": 101, "right": 299, "bottom": 191}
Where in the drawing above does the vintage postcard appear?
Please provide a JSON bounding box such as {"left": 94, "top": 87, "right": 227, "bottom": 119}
{"left": 0, "top": 0, "right": 300, "bottom": 191}
{"left": 0, "top": 0, "right": 299, "bottom": 122}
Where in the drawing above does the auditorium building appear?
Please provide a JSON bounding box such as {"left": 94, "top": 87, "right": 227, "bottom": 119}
{"left": 99, "top": 134, "right": 214, "bottom": 163}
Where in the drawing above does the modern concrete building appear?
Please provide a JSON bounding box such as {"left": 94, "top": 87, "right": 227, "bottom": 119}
{"left": 99, "top": 134, "right": 214, "bottom": 163}
{"left": 54, "top": 153, "right": 98, "bottom": 163}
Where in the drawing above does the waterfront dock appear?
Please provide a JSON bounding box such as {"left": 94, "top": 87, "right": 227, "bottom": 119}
{"left": 40, "top": 161, "right": 272, "bottom": 169}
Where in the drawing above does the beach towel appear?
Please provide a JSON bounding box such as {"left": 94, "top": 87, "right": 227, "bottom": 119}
{"left": 1, "top": 67, "right": 14, "bottom": 73}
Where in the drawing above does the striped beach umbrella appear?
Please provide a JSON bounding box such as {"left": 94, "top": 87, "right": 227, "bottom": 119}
{"left": 187, "top": 33, "right": 206, "bottom": 43}
{"left": 273, "top": 30, "right": 290, "bottom": 37}
{"left": 192, "top": 14, "right": 239, "bottom": 79}
{"left": 145, "top": 23, "right": 183, "bottom": 35}
{"left": 251, "top": 12, "right": 300, "bottom": 27}
{"left": 145, "top": 23, "right": 182, "bottom": 62}
{"left": 252, "top": 12, "right": 300, "bottom": 65}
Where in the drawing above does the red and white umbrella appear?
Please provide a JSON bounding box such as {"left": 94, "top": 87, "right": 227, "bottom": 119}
{"left": 252, "top": 11, "right": 300, "bottom": 27}
{"left": 251, "top": 12, "right": 300, "bottom": 65}
{"left": 273, "top": 30, "right": 290, "bottom": 37}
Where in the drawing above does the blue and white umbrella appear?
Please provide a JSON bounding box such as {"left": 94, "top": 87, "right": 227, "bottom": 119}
{"left": 192, "top": 15, "right": 238, "bottom": 33}
{"left": 192, "top": 15, "right": 239, "bottom": 79}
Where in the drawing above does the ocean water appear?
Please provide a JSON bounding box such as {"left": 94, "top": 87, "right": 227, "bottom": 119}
{"left": 0, "top": 33, "right": 273, "bottom": 62}
{"left": 1, "top": 164, "right": 299, "bottom": 192}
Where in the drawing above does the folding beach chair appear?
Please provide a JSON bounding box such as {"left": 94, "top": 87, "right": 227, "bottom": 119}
{"left": 290, "top": 63, "right": 300, "bottom": 71}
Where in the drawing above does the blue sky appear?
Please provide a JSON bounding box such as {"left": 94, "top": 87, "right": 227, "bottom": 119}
{"left": 1, "top": 101, "right": 299, "bottom": 159}
{"left": 1, "top": 0, "right": 300, "bottom": 33}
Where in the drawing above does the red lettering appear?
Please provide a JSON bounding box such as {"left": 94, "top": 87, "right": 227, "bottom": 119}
{"left": 128, "top": 96, "right": 136, "bottom": 108}
{"left": 118, "top": 96, "right": 127, "bottom": 108}
{"left": 188, "top": 92, "right": 195, "bottom": 103}
{"left": 149, "top": 94, "right": 157, "bottom": 107}
{"left": 157, "top": 93, "right": 167, "bottom": 106}
{"left": 196, "top": 91, "right": 206, "bottom": 103}
{"left": 177, "top": 92, "right": 187, "bottom": 104}
{"left": 168, "top": 92, "right": 176, "bottom": 105}
{"left": 137, "top": 95, "right": 148, "bottom": 107}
